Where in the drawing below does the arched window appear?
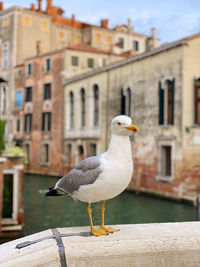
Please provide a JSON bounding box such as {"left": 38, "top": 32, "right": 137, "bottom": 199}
{"left": 93, "top": 84, "right": 99, "bottom": 126}
{"left": 121, "top": 87, "right": 132, "bottom": 116}
{"left": 126, "top": 87, "right": 131, "bottom": 116}
{"left": 159, "top": 79, "right": 175, "bottom": 125}
{"left": 69, "top": 91, "right": 74, "bottom": 129}
{"left": 80, "top": 88, "right": 86, "bottom": 127}
{"left": 78, "top": 145, "right": 84, "bottom": 162}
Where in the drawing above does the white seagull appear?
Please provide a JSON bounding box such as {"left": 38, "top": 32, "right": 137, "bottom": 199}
{"left": 46, "top": 115, "right": 138, "bottom": 236}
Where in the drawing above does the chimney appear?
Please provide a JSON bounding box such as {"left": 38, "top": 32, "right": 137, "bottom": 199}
{"left": 127, "top": 18, "right": 134, "bottom": 32}
{"left": 47, "top": 0, "right": 52, "bottom": 9}
{"left": 151, "top": 27, "right": 156, "bottom": 38}
{"left": 101, "top": 19, "right": 109, "bottom": 29}
{"left": 0, "top": 2, "right": 4, "bottom": 11}
{"left": 38, "top": 0, "right": 42, "bottom": 12}
{"left": 30, "top": 4, "right": 36, "bottom": 11}
{"left": 71, "top": 14, "right": 75, "bottom": 26}
{"left": 36, "top": 41, "right": 42, "bottom": 55}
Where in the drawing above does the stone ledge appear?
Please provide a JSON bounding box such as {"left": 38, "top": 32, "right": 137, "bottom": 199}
{"left": 1, "top": 222, "right": 200, "bottom": 266}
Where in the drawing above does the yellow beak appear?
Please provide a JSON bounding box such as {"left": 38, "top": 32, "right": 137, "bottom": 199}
{"left": 125, "top": 124, "right": 138, "bottom": 132}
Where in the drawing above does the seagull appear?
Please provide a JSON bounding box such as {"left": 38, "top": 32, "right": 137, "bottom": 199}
{"left": 46, "top": 115, "right": 138, "bottom": 236}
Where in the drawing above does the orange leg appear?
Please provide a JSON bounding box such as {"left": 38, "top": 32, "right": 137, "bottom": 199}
{"left": 100, "top": 201, "right": 120, "bottom": 233}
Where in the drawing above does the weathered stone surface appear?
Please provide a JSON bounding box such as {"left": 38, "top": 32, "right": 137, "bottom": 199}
{"left": 1, "top": 222, "right": 200, "bottom": 266}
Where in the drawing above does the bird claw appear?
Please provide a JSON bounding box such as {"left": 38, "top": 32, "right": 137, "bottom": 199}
{"left": 91, "top": 228, "right": 108, "bottom": 236}
{"left": 100, "top": 226, "right": 120, "bottom": 233}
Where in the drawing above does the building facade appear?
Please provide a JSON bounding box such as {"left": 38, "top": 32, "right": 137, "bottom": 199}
{"left": 63, "top": 34, "right": 200, "bottom": 203}
{"left": 0, "top": 0, "right": 159, "bottom": 151}
{"left": 13, "top": 44, "right": 124, "bottom": 175}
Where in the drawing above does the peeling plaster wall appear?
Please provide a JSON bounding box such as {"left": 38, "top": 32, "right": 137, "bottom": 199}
{"left": 64, "top": 38, "right": 200, "bottom": 203}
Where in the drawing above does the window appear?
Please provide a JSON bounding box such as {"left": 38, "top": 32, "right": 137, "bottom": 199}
{"left": 159, "top": 79, "right": 175, "bottom": 125}
{"left": 24, "top": 114, "right": 32, "bottom": 133}
{"left": 26, "top": 63, "right": 32, "bottom": 76}
{"left": 121, "top": 87, "right": 132, "bottom": 116}
{"left": 16, "top": 91, "right": 23, "bottom": 108}
{"left": 23, "top": 16, "right": 31, "bottom": 27}
{"left": 194, "top": 78, "right": 200, "bottom": 124}
{"left": 161, "top": 146, "right": 172, "bottom": 176}
{"left": 102, "top": 58, "right": 107, "bottom": 66}
{"left": 133, "top": 40, "right": 139, "bottom": 51}
{"left": 74, "top": 35, "right": 81, "bottom": 43}
{"left": 89, "top": 144, "right": 96, "bottom": 156}
{"left": 78, "top": 145, "right": 84, "bottom": 162}
{"left": 107, "top": 36, "right": 112, "bottom": 44}
{"left": 3, "top": 174, "right": 13, "bottom": 218}
{"left": 71, "top": 56, "right": 78, "bottom": 67}
{"left": 58, "top": 31, "right": 65, "bottom": 40}
{"left": 88, "top": 58, "right": 94, "bottom": 69}
{"left": 119, "top": 37, "right": 124, "bottom": 48}
{"left": 24, "top": 143, "right": 30, "bottom": 162}
{"left": 80, "top": 88, "right": 86, "bottom": 127}
{"left": 0, "top": 85, "right": 6, "bottom": 115}
{"left": 44, "top": 83, "right": 51, "bottom": 99}
{"left": 65, "top": 144, "right": 72, "bottom": 168}
{"left": 84, "top": 34, "right": 89, "bottom": 43}
{"left": 96, "top": 34, "right": 101, "bottom": 41}
{"left": 2, "top": 47, "right": 9, "bottom": 68}
{"left": 2, "top": 17, "right": 9, "bottom": 27}
{"left": 41, "top": 143, "right": 50, "bottom": 164}
{"left": 41, "top": 21, "right": 48, "bottom": 31}
{"left": 42, "top": 112, "right": 51, "bottom": 132}
{"left": 16, "top": 119, "right": 21, "bottom": 132}
{"left": 69, "top": 91, "right": 74, "bottom": 129}
{"left": 93, "top": 84, "right": 99, "bottom": 126}
{"left": 45, "top": 58, "right": 51, "bottom": 72}
{"left": 25, "top": 87, "right": 32, "bottom": 102}
{"left": 17, "top": 69, "right": 22, "bottom": 78}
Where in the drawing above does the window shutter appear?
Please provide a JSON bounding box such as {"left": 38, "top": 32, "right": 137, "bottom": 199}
{"left": 171, "top": 79, "right": 175, "bottom": 124}
{"left": 121, "top": 89, "right": 125, "bottom": 115}
{"left": 48, "top": 113, "right": 51, "bottom": 131}
{"left": 29, "top": 114, "right": 32, "bottom": 131}
{"left": 49, "top": 84, "right": 51, "bottom": 99}
{"left": 42, "top": 113, "right": 45, "bottom": 131}
{"left": 44, "top": 84, "right": 46, "bottom": 99}
{"left": 24, "top": 114, "right": 27, "bottom": 132}
{"left": 194, "top": 78, "right": 197, "bottom": 124}
{"left": 159, "top": 81, "right": 164, "bottom": 125}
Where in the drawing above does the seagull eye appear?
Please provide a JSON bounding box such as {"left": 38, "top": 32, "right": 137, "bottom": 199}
{"left": 117, "top": 122, "right": 121, "bottom": 126}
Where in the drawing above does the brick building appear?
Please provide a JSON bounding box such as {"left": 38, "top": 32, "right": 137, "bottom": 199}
{"left": 13, "top": 43, "right": 124, "bottom": 175}
{"left": 0, "top": 0, "right": 159, "bottom": 150}
{"left": 63, "top": 33, "right": 200, "bottom": 203}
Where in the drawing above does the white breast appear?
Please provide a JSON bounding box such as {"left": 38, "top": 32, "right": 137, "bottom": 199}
{"left": 73, "top": 134, "right": 133, "bottom": 203}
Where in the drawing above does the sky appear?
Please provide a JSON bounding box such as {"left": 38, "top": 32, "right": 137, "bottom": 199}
{"left": 6, "top": 0, "right": 200, "bottom": 44}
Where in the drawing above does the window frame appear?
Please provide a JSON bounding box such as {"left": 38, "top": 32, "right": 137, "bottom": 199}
{"left": 25, "top": 86, "right": 32, "bottom": 102}
{"left": 157, "top": 141, "right": 174, "bottom": 182}
{"left": 71, "top": 56, "right": 79, "bottom": 67}
{"left": 24, "top": 113, "right": 32, "bottom": 133}
{"left": 16, "top": 91, "right": 23, "bottom": 108}
{"left": 44, "top": 83, "right": 51, "bottom": 100}
{"left": 42, "top": 112, "right": 51, "bottom": 132}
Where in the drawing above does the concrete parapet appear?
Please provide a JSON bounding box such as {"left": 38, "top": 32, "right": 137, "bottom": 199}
{"left": 1, "top": 222, "right": 200, "bottom": 266}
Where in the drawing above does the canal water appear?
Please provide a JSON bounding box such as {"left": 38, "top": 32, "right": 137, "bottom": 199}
{"left": 23, "top": 174, "right": 198, "bottom": 236}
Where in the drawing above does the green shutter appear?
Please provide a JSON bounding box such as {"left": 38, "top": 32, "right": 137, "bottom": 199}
{"left": 194, "top": 79, "right": 197, "bottom": 124}
{"left": 0, "top": 120, "right": 5, "bottom": 151}
{"left": 171, "top": 79, "right": 175, "bottom": 124}
{"left": 159, "top": 81, "right": 164, "bottom": 125}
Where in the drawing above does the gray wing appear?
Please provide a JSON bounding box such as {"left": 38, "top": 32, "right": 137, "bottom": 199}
{"left": 55, "top": 155, "right": 102, "bottom": 194}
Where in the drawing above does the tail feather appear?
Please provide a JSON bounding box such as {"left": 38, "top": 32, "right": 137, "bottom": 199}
{"left": 45, "top": 187, "right": 61, "bottom": 196}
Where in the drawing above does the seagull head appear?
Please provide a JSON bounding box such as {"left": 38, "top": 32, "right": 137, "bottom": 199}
{"left": 111, "top": 115, "right": 138, "bottom": 136}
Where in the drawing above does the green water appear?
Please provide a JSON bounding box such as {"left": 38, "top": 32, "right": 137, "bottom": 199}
{"left": 23, "top": 174, "right": 198, "bottom": 236}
